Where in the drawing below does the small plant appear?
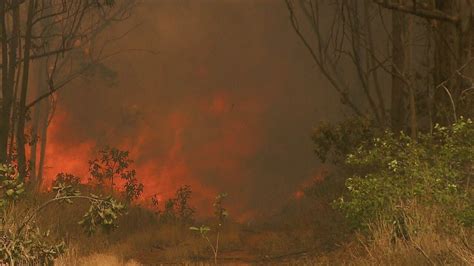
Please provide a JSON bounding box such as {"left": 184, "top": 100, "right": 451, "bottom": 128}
{"left": 53, "top": 172, "right": 81, "bottom": 187}
{"left": 0, "top": 163, "right": 24, "bottom": 207}
{"left": 88, "top": 146, "right": 144, "bottom": 202}
{"left": 190, "top": 193, "right": 228, "bottom": 265}
{"left": 174, "top": 185, "right": 195, "bottom": 223}
{"left": 157, "top": 185, "right": 195, "bottom": 224}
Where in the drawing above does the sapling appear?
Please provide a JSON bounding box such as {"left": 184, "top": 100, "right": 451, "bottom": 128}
{"left": 190, "top": 193, "right": 228, "bottom": 265}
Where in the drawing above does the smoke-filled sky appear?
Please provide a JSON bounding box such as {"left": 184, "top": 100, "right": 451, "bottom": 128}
{"left": 44, "top": 0, "right": 341, "bottom": 220}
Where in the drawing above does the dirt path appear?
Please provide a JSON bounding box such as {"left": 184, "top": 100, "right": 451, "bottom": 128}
{"left": 129, "top": 249, "right": 312, "bottom": 265}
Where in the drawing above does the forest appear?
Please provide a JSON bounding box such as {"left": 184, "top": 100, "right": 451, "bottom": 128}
{"left": 0, "top": 0, "right": 473, "bottom": 265}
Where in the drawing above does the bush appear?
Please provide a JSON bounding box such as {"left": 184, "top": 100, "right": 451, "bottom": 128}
{"left": 53, "top": 172, "right": 81, "bottom": 187}
{"left": 335, "top": 118, "right": 474, "bottom": 230}
{"left": 89, "top": 146, "right": 144, "bottom": 202}
{"left": 156, "top": 185, "right": 195, "bottom": 225}
{"left": 0, "top": 163, "right": 125, "bottom": 264}
{"left": 312, "top": 117, "right": 378, "bottom": 164}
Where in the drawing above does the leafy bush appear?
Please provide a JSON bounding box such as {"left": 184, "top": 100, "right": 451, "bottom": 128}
{"left": 0, "top": 163, "right": 125, "bottom": 264}
{"left": 158, "top": 185, "right": 195, "bottom": 224}
{"left": 312, "top": 117, "right": 378, "bottom": 164}
{"left": 89, "top": 146, "right": 144, "bottom": 202}
{"left": 53, "top": 172, "right": 81, "bottom": 187}
{"left": 0, "top": 164, "right": 24, "bottom": 207}
{"left": 335, "top": 118, "right": 474, "bottom": 230}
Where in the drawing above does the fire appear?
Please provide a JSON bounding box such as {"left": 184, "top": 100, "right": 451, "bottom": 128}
{"left": 41, "top": 90, "right": 266, "bottom": 220}
{"left": 43, "top": 110, "right": 94, "bottom": 185}
{"left": 294, "top": 190, "right": 304, "bottom": 199}
{"left": 208, "top": 92, "right": 230, "bottom": 115}
{"left": 292, "top": 169, "right": 328, "bottom": 201}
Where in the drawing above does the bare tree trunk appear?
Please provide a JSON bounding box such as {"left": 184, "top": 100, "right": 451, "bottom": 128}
{"left": 17, "top": 0, "right": 35, "bottom": 180}
{"left": 457, "top": 0, "right": 474, "bottom": 119}
{"left": 30, "top": 114, "right": 38, "bottom": 180}
{"left": 37, "top": 110, "right": 49, "bottom": 184}
{"left": 0, "top": 0, "right": 21, "bottom": 163}
{"left": 433, "top": 0, "right": 474, "bottom": 124}
{"left": 0, "top": 0, "right": 9, "bottom": 162}
{"left": 391, "top": 0, "right": 410, "bottom": 133}
{"left": 36, "top": 56, "right": 50, "bottom": 187}
{"left": 405, "top": 11, "right": 417, "bottom": 138}
{"left": 29, "top": 63, "right": 41, "bottom": 183}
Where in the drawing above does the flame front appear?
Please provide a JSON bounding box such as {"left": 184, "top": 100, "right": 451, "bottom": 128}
{"left": 41, "top": 91, "right": 266, "bottom": 219}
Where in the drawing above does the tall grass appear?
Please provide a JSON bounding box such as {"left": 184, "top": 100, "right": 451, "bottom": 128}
{"left": 305, "top": 203, "right": 473, "bottom": 265}
{"left": 5, "top": 188, "right": 472, "bottom": 265}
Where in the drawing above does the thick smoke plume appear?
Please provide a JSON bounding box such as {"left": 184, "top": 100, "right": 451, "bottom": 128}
{"left": 42, "top": 0, "right": 340, "bottom": 220}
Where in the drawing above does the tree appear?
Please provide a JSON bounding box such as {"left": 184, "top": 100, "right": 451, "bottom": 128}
{"left": 88, "top": 146, "right": 143, "bottom": 202}
{"left": 373, "top": 0, "right": 474, "bottom": 125}
{"left": 285, "top": 0, "right": 389, "bottom": 126}
{"left": 285, "top": 0, "right": 474, "bottom": 132}
{"left": 0, "top": 0, "right": 137, "bottom": 182}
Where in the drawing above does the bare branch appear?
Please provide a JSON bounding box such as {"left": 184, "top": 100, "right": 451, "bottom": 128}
{"left": 372, "top": 0, "right": 459, "bottom": 23}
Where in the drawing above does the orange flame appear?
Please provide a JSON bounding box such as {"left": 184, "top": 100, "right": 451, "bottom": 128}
{"left": 42, "top": 90, "right": 266, "bottom": 220}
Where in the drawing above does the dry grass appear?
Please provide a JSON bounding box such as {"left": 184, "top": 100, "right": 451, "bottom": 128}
{"left": 6, "top": 191, "right": 473, "bottom": 265}
{"left": 55, "top": 247, "right": 141, "bottom": 266}
{"left": 303, "top": 205, "right": 474, "bottom": 265}
{"left": 54, "top": 246, "right": 142, "bottom": 266}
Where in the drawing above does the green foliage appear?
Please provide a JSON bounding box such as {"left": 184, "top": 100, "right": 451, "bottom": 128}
{"left": 312, "top": 117, "right": 377, "bottom": 164}
{"left": 213, "top": 193, "right": 228, "bottom": 227}
{"left": 0, "top": 223, "right": 65, "bottom": 265}
{"left": 335, "top": 118, "right": 474, "bottom": 229}
{"left": 89, "top": 146, "right": 143, "bottom": 202}
{"left": 123, "top": 170, "right": 144, "bottom": 203}
{"left": 52, "top": 182, "right": 81, "bottom": 204}
{"left": 0, "top": 164, "right": 24, "bottom": 207}
{"left": 0, "top": 163, "right": 126, "bottom": 264}
{"left": 174, "top": 185, "right": 195, "bottom": 223}
{"left": 189, "top": 225, "right": 211, "bottom": 235}
{"left": 53, "top": 172, "right": 81, "bottom": 188}
{"left": 78, "top": 194, "right": 126, "bottom": 235}
{"left": 158, "top": 185, "right": 195, "bottom": 224}
{"left": 190, "top": 193, "right": 229, "bottom": 265}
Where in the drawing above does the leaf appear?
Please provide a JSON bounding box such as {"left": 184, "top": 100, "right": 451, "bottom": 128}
{"left": 6, "top": 189, "right": 14, "bottom": 196}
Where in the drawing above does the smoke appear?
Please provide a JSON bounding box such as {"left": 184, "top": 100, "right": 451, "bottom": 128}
{"left": 43, "top": 0, "right": 340, "bottom": 220}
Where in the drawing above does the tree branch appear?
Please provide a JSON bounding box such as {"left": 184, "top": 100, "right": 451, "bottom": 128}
{"left": 372, "top": 0, "right": 459, "bottom": 23}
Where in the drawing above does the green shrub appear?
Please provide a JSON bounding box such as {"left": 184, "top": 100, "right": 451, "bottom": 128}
{"left": 0, "top": 163, "right": 125, "bottom": 264}
{"left": 157, "top": 185, "right": 195, "bottom": 224}
{"left": 335, "top": 118, "right": 474, "bottom": 230}
{"left": 88, "top": 146, "right": 144, "bottom": 202}
{"left": 312, "top": 117, "right": 378, "bottom": 164}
